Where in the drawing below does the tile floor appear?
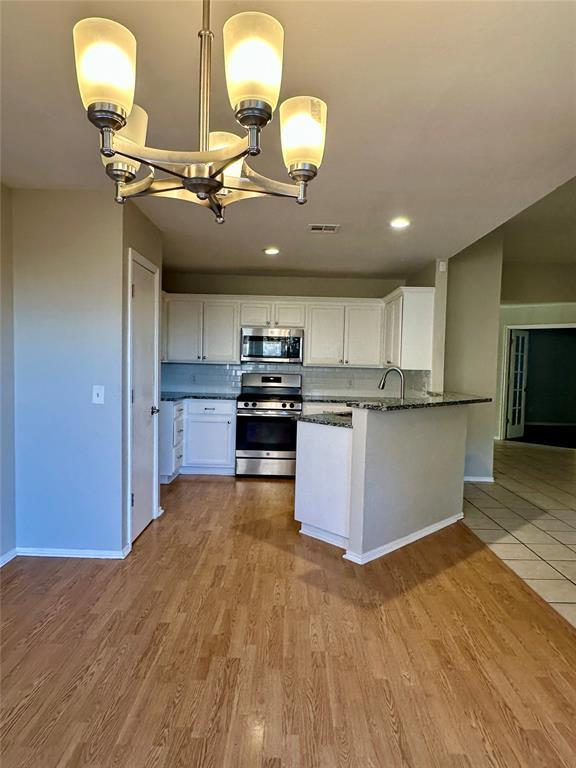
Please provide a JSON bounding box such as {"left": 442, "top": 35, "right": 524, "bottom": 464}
{"left": 463, "top": 440, "right": 576, "bottom": 628}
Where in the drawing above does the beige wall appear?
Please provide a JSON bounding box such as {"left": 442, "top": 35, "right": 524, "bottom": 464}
{"left": 501, "top": 262, "right": 576, "bottom": 304}
{"left": 445, "top": 232, "right": 503, "bottom": 479}
{"left": 495, "top": 302, "right": 576, "bottom": 439}
{"left": 123, "top": 201, "right": 163, "bottom": 269}
{"left": 407, "top": 261, "right": 436, "bottom": 288}
{"left": 162, "top": 271, "right": 404, "bottom": 298}
{"left": 1, "top": 184, "right": 16, "bottom": 558}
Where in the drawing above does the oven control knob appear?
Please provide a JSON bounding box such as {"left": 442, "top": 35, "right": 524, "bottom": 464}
{"left": 289, "top": 402, "right": 295, "bottom": 408}
{"left": 282, "top": 403, "right": 287, "bottom": 409}
{"left": 243, "top": 402, "right": 249, "bottom": 408}
{"left": 252, "top": 402, "right": 257, "bottom": 408}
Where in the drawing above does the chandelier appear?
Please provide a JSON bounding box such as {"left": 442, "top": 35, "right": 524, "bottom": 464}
{"left": 72, "top": 1, "right": 328, "bottom": 223}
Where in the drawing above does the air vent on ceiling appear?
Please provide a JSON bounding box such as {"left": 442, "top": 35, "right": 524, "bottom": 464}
{"left": 308, "top": 224, "right": 341, "bottom": 234}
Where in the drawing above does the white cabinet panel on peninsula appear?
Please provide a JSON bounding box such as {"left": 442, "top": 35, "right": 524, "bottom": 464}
{"left": 305, "top": 303, "right": 382, "bottom": 367}
{"left": 164, "top": 295, "right": 240, "bottom": 364}
{"left": 383, "top": 287, "right": 434, "bottom": 370}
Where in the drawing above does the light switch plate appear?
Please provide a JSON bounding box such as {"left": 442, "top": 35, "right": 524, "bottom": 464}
{"left": 92, "top": 385, "right": 105, "bottom": 404}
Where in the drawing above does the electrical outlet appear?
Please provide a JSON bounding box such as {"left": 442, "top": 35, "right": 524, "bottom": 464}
{"left": 92, "top": 385, "right": 105, "bottom": 404}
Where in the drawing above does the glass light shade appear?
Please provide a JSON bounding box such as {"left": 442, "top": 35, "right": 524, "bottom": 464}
{"left": 280, "top": 96, "right": 327, "bottom": 170}
{"left": 209, "top": 132, "right": 244, "bottom": 178}
{"left": 101, "top": 104, "right": 148, "bottom": 171}
{"left": 223, "top": 12, "right": 284, "bottom": 110}
{"left": 73, "top": 17, "right": 136, "bottom": 113}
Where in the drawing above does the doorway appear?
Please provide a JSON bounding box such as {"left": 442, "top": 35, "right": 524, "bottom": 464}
{"left": 504, "top": 326, "right": 576, "bottom": 449}
{"left": 128, "top": 249, "right": 160, "bottom": 543}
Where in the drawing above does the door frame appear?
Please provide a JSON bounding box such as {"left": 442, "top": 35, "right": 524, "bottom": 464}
{"left": 499, "top": 323, "right": 576, "bottom": 440}
{"left": 126, "top": 247, "right": 162, "bottom": 549}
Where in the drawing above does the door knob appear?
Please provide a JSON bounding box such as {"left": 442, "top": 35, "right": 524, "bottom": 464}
{"left": 150, "top": 406, "right": 160, "bottom": 416}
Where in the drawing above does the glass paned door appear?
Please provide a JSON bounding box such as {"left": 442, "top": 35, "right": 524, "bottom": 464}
{"left": 506, "top": 330, "right": 529, "bottom": 439}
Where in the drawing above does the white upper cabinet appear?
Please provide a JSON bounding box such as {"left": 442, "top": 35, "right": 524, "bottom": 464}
{"left": 344, "top": 304, "right": 383, "bottom": 367}
{"left": 165, "top": 297, "right": 203, "bottom": 362}
{"left": 274, "top": 302, "right": 306, "bottom": 327}
{"left": 240, "top": 300, "right": 306, "bottom": 328}
{"left": 382, "top": 288, "right": 434, "bottom": 370}
{"left": 305, "top": 304, "right": 346, "bottom": 365}
{"left": 384, "top": 295, "right": 402, "bottom": 367}
{"left": 202, "top": 301, "right": 240, "bottom": 363}
{"left": 240, "top": 301, "right": 272, "bottom": 327}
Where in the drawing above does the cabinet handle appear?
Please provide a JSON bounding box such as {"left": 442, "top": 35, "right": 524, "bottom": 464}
{"left": 227, "top": 420, "right": 231, "bottom": 424}
{"left": 266, "top": 320, "right": 270, "bottom": 326}
{"left": 177, "top": 428, "right": 183, "bottom": 434}
{"left": 204, "top": 407, "right": 216, "bottom": 411}
{"left": 339, "top": 359, "right": 343, "bottom": 363}
{"left": 202, "top": 355, "right": 207, "bottom": 360}
{"left": 345, "top": 360, "right": 349, "bottom": 364}
{"left": 177, "top": 454, "right": 182, "bottom": 460}
{"left": 197, "top": 355, "right": 201, "bottom": 359}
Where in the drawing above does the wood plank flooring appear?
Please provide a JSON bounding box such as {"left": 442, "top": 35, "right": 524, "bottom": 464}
{"left": 2, "top": 444, "right": 576, "bottom": 767}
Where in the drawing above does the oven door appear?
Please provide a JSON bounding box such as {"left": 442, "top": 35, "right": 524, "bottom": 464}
{"left": 236, "top": 413, "right": 297, "bottom": 459}
{"left": 240, "top": 328, "right": 303, "bottom": 364}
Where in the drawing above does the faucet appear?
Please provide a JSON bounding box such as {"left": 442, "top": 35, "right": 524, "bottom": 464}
{"left": 378, "top": 366, "right": 405, "bottom": 399}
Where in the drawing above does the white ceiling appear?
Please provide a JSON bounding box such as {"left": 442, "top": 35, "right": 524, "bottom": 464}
{"left": 2, "top": 1, "right": 575, "bottom": 277}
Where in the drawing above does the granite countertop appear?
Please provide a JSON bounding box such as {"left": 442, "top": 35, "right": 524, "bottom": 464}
{"left": 161, "top": 392, "right": 237, "bottom": 402}
{"left": 297, "top": 411, "right": 353, "bottom": 429}
{"left": 345, "top": 392, "right": 491, "bottom": 411}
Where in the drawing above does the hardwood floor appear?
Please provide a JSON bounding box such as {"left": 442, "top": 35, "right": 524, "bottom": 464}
{"left": 2, "top": 446, "right": 576, "bottom": 767}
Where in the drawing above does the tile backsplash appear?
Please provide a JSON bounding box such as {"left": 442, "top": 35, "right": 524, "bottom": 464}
{"left": 162, "top": 363, "right": 430, "bottom": 398}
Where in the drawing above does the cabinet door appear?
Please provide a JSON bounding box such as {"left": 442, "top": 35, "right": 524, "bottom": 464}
{"left": 184, "top": 415, "right": 234, "bottom": 466}
{"left": 344, "top": 305, "right": 383, "bottom": 367}
{"left": 305, "top": 304, "right": 345, "bottom": 366}
{"left": 240, "top": 302, "right": 272, "bottom": 327}
{"left": 202, "top": 301, "right": 239, "bottom": 362}
{"left": 165, "top": 298, "right": 203, "bottom": 362}
{"left": 274, "top": 302, "right": 306, "bottom": 328}
{"left": 384, "top": 296, "right": 402, "bottom": 366}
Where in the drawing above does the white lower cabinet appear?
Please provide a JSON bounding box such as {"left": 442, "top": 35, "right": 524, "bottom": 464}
{"left": 181, "top": 399, "right": 236, "bottom": 475}
{"left": 159, "top": 400, "right": 185, "bottom": 483}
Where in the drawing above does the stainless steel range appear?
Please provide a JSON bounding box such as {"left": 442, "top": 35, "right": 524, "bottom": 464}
{"left": 235, "top": 373, "right": 302, "bottom": 477}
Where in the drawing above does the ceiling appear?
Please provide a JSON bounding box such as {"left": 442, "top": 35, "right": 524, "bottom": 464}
{"left": 1, "top": 1, "right": 575, "bottom": 277}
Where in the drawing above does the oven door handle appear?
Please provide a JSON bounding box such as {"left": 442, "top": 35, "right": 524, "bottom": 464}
{"left": 237, "top": 411, "right": 298, "bottom": 417}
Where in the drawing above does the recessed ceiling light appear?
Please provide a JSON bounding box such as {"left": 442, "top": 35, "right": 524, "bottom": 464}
{"left": 390, "top": 216, "right": 411, "bottom": 230}
{"left": 263, "top": 246, "right": 280, "bottom": 256}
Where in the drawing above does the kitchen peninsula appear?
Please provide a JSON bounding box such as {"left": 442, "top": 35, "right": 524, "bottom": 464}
{"left": 295, "top": 393, "right": 491, "bottom": 564}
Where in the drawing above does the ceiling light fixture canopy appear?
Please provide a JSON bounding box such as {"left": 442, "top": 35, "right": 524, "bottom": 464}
{"left": 72, "top": 1, "right": 327, "bottom": 223}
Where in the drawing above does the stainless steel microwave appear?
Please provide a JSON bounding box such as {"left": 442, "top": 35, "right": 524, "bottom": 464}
{"left": 240, "top": 327, "right": 304, "bottom": 364}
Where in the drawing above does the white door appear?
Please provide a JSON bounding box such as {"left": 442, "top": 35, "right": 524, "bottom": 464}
{"left": 184, "top": 415, "right": 234, "bottom": 465}
{"left": 274, "top": 302, "right": 306, "bottom": 327}
{"left": 203, "top": 301, "right": 239, "bottom": 362}
{"left": 131, "top": 258, "right": 158, "bottom": 542}
{"left": 305, "top": 304, "right": 345, "bottom": 365}
{"left": 240, "top": 301, "right": 272, "bottom": 327}
{"left": 344, "top": 305, "right": 383, "bottom": 367}
{"left": 506, "top": 330, "right": 530, "bottom": 439}
{"left": 384, "top": 296, "right": 403, "bottom": 366}
{"left": 166, "top": 298, "right": 203, "bottom": 361}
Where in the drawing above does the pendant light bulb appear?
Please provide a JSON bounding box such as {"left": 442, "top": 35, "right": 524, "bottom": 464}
{"left": 280, "top": 96, "right": 327, "bottom": 171}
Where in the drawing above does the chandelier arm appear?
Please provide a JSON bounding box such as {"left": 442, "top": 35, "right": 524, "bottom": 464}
{"left": 220, "top": 171, "right": 300, "bottom": 199}
{"left": 112, "top": 134, "right": 250, "bottom": 171}
{"left": 209, "top": 149, "right": 250, "bottom": 178}
{"left": 117, "top": 168, "right": 155, "bottom": 198}
{"left": 118, "top": 177, "right": 185, "bottom": 199}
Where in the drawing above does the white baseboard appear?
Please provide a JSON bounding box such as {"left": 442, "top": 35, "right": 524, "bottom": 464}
{"left": 15, "top": 546, "right": 130, "bottom": 560}
{"left": 464, "top": 476, "right": 494, "bottom": 483}
{"left": 0, "top": 548, "right": 17, "bottom": 568}
{"left": 299, "top": 523, "right": 348, "bottom": 550}
{"left": 343, "top": 512, "right": 463, "bottom": 566}
{"left": 179, "top": 466, "right": 235, "bottom": 476}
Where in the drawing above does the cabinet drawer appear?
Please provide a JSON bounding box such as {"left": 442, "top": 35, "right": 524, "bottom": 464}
{"left": 185, "top": 399, "right": 236, "bottom": 416}
{"left": 173, "top": 417, "right": 184, "bottom": 446}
